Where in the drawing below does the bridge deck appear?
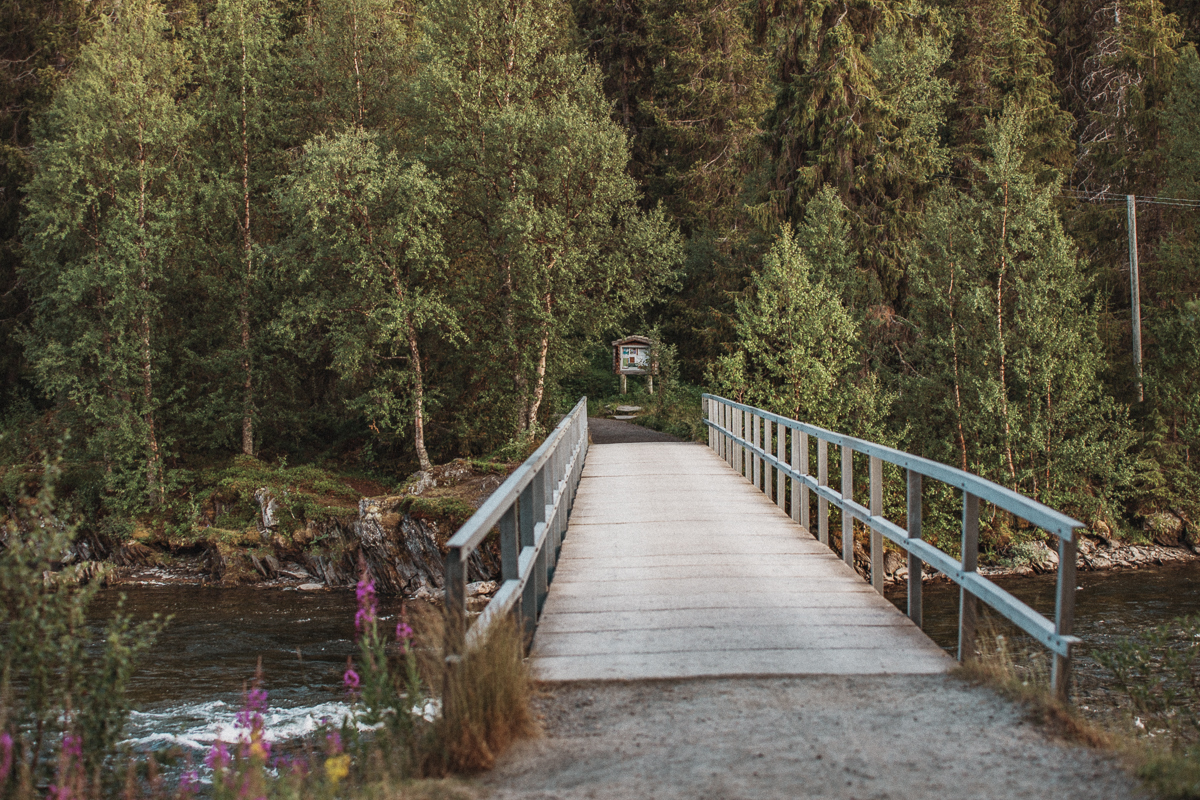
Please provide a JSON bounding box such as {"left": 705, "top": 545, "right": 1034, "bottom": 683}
{"left": 531, "top": 441, "right": 952, "bottom": 681}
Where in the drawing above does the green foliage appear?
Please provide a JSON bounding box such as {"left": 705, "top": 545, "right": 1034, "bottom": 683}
{"left": 710, "top": 225, "right": 891, "bottom": 440}
{"left": 1095, "top": 613, "right": 1200, "bottom": 744}
{"left": 414, "top": 0, "right": 682, "bottom": 441}
{"left": 20, "top": 0, "right": 193, "bottom": 511}
{"left": 905, "top": 106, "right": 1135, "bottom": 520}
{"left": 0, "top": 454, "right": 163, "bottom": 786}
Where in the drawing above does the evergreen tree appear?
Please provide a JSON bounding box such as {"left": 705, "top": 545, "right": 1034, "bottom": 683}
{"left": 414, "top": 0, "right": 681, "bottom": 441}
{"left": 709, "top": 226, "right": 889, "bottom": 437}
{"left": 906, "top": 106, "right": 1128, "bottom": 514}
{"left": 943, "top": 0, "right": 1074, "bottom": 181}
{"left": 1072, "top": 0, "right": 1181, "bottom": 192}
{"left": 22, "top": 0, "right": 192, "bottom": 509}
{"left": 188, "top": 0, "right": 285, "bottom": 456}
{"left": 757, "top": 1, "right": 953, "bottom": 304}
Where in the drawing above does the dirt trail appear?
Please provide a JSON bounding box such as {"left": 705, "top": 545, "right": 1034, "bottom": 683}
{"left": 588, "top": 417, "right": 684, "bottom": 445}
{"left": 480, "top": 675, "right": 1144, "bottom": 800}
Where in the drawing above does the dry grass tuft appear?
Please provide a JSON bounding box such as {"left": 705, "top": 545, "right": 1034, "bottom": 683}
{"left": 411, "top": 606, "right": 538, "bottom": 774}
{"left": 953, "top": 620, "right": 1112, "bottom": 749}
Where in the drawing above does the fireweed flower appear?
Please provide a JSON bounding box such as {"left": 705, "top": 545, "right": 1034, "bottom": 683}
{"left": 0, "top": 732, "right": 12, "bottom": 783}
{"left": 205, "top": 741, "right": 230, "bottom": 771}
{"left": 355, "top": 576, "right": 377, "bottom": 631}
{"left": 343, "top": 665, "right": 361, "bottom": 691}
{"left": 396, "top": 620, "right": 414, "bottom": 642}
{"left": 178, "top": 770, "right": 200, "bottom": 797}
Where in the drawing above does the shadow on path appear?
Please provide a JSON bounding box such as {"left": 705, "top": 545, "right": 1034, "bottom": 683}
{"left": 588, "top": 417, "right": 684, "bottom": 445}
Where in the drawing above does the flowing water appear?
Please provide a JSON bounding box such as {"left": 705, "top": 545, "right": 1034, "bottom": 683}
{"left": 93, "top": 563, "right": 1200, "bottom": 757}
{"left": 886, "top": 561, "right": 1200, "bottom": 707}
{"left": 88, "top": 587, "right": 379, "bottom": 757}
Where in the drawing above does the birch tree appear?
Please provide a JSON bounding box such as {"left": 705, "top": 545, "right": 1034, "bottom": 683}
{"left": 280, "top": 128, "right": 452, "bottom": 471}
{"left": 415, "top": 0, "right": 681, "bottom": 439}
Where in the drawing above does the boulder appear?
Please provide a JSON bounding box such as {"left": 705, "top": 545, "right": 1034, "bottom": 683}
{"left": 1145, "top": 512, "right": 1186, "bottom": 548}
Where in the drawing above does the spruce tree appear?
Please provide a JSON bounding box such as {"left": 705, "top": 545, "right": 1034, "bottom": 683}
{"left": 709, "top": 226, "right": 889, "bottom": 437}
{"left": 22, "top": 0, "right": 192, "bottom": 509}
{"left": 906, "top": 106, "right": 1129, "bottom": 514}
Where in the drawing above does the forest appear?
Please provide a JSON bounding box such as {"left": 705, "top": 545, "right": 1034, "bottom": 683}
{"left": 1, "top": 0, "right": 1199, "bottom": 547}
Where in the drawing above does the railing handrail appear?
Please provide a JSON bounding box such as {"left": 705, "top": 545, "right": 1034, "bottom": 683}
{"left": 444, "top": 396, "right": 589, "bottom": 651}
{"left": 701, "top": 393, "right": 1083, "bottom": 699}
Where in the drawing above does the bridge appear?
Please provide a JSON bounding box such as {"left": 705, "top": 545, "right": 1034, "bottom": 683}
{"left": 445, "top": 394, "right": 1082, "bottom": 695}
{"left": 445, "top": 398, "right": 1147, "bottom": 799}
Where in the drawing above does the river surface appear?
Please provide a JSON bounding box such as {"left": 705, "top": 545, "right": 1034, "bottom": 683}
{"left": 95, "top": 563, "right": 1200, "bottom": 756}
{"left": 88, "top": 586, "right": 384, "bottom": 756}
{"left": 886, "top": 561, "right": 1200, "bottom": 707}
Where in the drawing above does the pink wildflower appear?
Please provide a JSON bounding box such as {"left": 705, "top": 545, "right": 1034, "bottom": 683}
{"left": 0, "top": 732, "right": 12, "bottom": 784}
{"left": 205, "top": 741, "right": 230, "bottom": 771}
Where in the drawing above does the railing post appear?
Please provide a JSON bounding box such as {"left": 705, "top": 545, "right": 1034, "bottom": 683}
{"left": 776, "top": 422, "right": 786, "bottom": 512}
{"left": 870, "top": 456, "right": 883, "bottom": 593}
{"left": 799, "top": 431, "right": 809, "bottom": 529}
{"left": 841, "top": 445, "right": 854, "bottom": 568}
{"left": 752, "top": 414, "right": 761, "bottom": 490}
{"left": 817, "top": 439, "right": 829, "bottom": 546}
{"left": 445, "top": 544, "right": 467, "bottom": 663}
{"left": 907, "top": 470, "right": 923, "bottom": 628}
{"left": 742, "top": 409, "right": 751, "bottom": 479}
{"left": 533, "top": 466, "right": 548, "bottom": 615}
{"left": 705, "top": 397, "right": 714, "bottom": 450}
{"left": 500, "top": 506, "right": 518, "bottom": 584}
{"left": 518, "top": 481, "right": 536, "bottom": 636}
{"left": 959, "top": 492, "right": 980, "bottom": 663}
{"left": 1052, "top": 532, "right": 1078, "bottom": 700}
{"left": 790, "top": 426, "right": 802, "bottom": 524}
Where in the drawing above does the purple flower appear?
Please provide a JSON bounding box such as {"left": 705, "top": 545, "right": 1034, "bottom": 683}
{"left": 355, "top": 574, "right": 377, "bottom": 631}
{"left": 343, "top": 667, "right": 360, "bottom": 691}
{"left": 246, "top": 687, "right": 269, "bottom": 713}
{"left": 325, "top": 729, "right": 343, "bottom": 755}
{"left": 0, "top": 732, "right": 12, "bottom": 784}
{"left": 60, "top": 735, "right": 82, "bottom": 760}
{"left": 178, "top": 770, "right": 200, "bottom": 797}
{"left": 205, "top": 741, "right": 230, "bottom": 771}
{"left": 396, "top": 621, "right": 413, "bottom": 642}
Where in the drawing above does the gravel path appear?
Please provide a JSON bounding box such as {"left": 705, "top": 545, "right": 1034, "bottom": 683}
{"left": 588, "top": 417, "right": 684, "bottom": 444}
{"left": 480, "top": 676, "right": 1144, "bottom": 800}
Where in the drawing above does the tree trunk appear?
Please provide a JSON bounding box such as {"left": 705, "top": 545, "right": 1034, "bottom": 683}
{"left": 524, "top": 291, "right": 553, "bottom": 428}
{"left": 406, "top": 315, "right": 432, "bottom": 472}
{"left": 240, "top": 30, "right": 255, "bottom": 457}
{"left": 137, "top": 120, "right": 161, "bottom": 506}
{"left": 995, "top": 181, "right": 1016, "bottom": 486}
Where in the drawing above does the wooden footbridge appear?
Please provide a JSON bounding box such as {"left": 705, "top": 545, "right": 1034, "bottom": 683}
{"left": 445, "top": 396, "right": 1083, "bottom": 697}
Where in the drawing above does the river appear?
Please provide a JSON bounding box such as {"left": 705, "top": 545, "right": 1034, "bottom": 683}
{"left": 92, "top": 562, "right": 1199, "bottom": 759}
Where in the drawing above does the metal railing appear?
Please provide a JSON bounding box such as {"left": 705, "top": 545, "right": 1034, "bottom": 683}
{"left": 702, "top": 393, "right": 1083, "bottom": 699}
{"left": 443, "top": 397, "right": 589, "bottom": 653}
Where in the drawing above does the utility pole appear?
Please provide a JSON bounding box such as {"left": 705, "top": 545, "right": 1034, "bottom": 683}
{"left": 1127, "top": 195, "right": 1144, "bottom": 402}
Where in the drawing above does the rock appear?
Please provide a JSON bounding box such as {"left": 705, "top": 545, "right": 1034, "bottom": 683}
{"left": 298, "top": 583, "right": 325, "bottom": 591}
{"left": 884, "top": 551, "right": 905, "bottom": 576}
{"left": 467, "top": 580, "right": 498, "bottom": 597}
{"left": 615, "top": 406, "right": 643, "bottom": 413}
{"left": 1145, "top": 512, "right": 1186, "bottom": 548}
{"left": 612, "top": 415, "right": 639, "bottom": 420}
{"left": 353, "top": 495, "right": 497, "bottom": 595}
{"left": 254, "top": 487, "right": 279, "bottom": 535}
